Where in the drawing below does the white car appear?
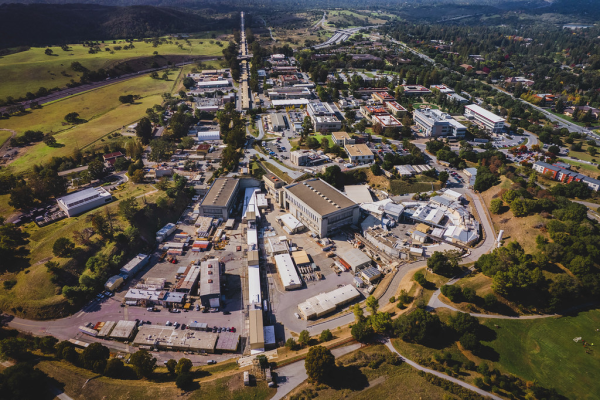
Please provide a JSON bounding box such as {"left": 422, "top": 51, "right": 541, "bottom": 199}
{"left": 294, "top": 312, "right": 301, "bottom": 319}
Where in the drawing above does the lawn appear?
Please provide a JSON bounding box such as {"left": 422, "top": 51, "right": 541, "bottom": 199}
{"left": 0, "top": 130, "right": 12, "bottom": 147}
{"left": 289, "top": 344, "right": 462, "bottom": 400}
{"left": 547, "top": 109, "right": 586, "bottom": 127}
{"left": 0, "top": 38, "right": 224, "bottom": 100}
{"left": 558, "top": 158, "right": 600, "bottom": 178}
{"left": 481, "top": 309, "right": 600, "bottom": 400}
{"left": 311, "top": 133, "right": 334, "bottom": 148}
{"left": 389, "top": 175, "right": 442, "bottom": 195}
{"left": 2, "top": 74, "right": 173, "bottom": 174}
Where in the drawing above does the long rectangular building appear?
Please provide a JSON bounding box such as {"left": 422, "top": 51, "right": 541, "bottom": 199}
{"left": 532, "top": 161, "right": 600, "bottom": 191}
{"left": 199, "top": 258, "right": 221, "bottom": 308}
{"left": 282, "top": 179, "right": 360, "bottom": 238}
{"left": 274, "top": 253, "right": 302, "bottom": 290}
{"left": 298, "top": 285, "right": 361, "bottom": 320}
{"left": 56, "top": 187, "right": 112, "bottom": 217}
{"left": 199, "top": 178, "right": 240, "bottom": 220}
{"left": 414, "top": 108, "right": 466, "bottom": 138}
{"left": 464, "top": 104, "right": 504, "bottom": 133}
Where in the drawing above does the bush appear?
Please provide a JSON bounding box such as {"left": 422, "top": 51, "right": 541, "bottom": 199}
{"left": 389, "top": 296, "right": 396, "bottom": 303}
{"left": 176, "top": 372, "right": 194, "bottom": 389}
{"left": 414, "top": 271, "right": 427, "bottom": 286}
{"left": 462, "top": 287, "right": 476, "bottom": 302}
{"left": 319, "top": 329, "right": 333, "bottom": 342}
{"left": 490, "top": 198, "right": 503, "bottom": 214}
{"left": 483, "top": 293, "right": 497, "bottom": 308}
{"left": 440, "top": 285, "right": 462, "bottom": 302}
{"left": 52, "top": 237, "right": 75, "bottom": 257}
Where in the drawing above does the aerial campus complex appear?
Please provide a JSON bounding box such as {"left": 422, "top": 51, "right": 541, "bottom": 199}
{"left": 1, "top": 2, "right": 600, "bottom": 399}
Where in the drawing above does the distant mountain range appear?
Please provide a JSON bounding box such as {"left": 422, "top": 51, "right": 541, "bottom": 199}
{"left": 0, "top": 3, "right": 230, "bottom": 48}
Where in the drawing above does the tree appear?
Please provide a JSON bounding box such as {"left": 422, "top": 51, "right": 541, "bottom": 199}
{"left": 414, "top": 271, "right": 427, "bottom": 286}
{"left": 52, "top": 237, "right": 75, "bottom": 257}
{"left": 45, "top": 48, "right": 53, "bottom": 55}
{"left": 427, "top": 251, "right": 459, "bottom": 277}
{"left": 87, "top": 159, "right": 105, "bottom": 179}
{"left": 118, "top": 197, "right": 138, "bottom": 222}
{"left": 459, "top": 333, "right": 480, "bottom": 352}
{"left": 393, "top": 308, "right": 442, "bottom": 345}
{"left": 176, "top": 372, "right": 194, "bottom": 389}
{"left": 43, "top": 134, "right": 57, "bottom": 147}
{"left": 304, "top": 346, "right": 335, "bottom": 383}
{"left": 366, "top": 295, "right": 379, "bottom": 315}
{"left": 0, "top": 363, "right": 49, "bottom": 400}
{"left": 448, "top": 312, "right": 480, "bottom": 336}
{"left": 440, "top": 284, "right": 462, "bottom": 302}
{"left": 175, "top": 358, "right": 193, "bottom": 376}
{"left": 166, "top": 359, "right": 177, "bottom": 375}
{"left": 490, "top": 198, "right": 503, "bottom": 214}
{"left": 319, "top": 329, "right": 333, "bottom": 342}
{"left": 302, "top": 116, "right": 313, "bottom": 139}
{"left": 438, "top": 171, "right": 449, "bottom": 185}
{"left": 130, "top": 349, "right": 156, "bottom": 378}
{"left": 135, "top": 117, "right": 154, "bottom": 145}
{"left": 104, "top": 358, "right": 126, "bottom": 378}
{"left": 351, "top": 319, "right": 373, "bottom": 342}
{"left": 119, "top": 95, "right": 135, "bottom": 104}
{"left": 0, "top": 338, "right": 28, "bottom": 360}
{"left": 298, "top": 330, "right": 311, "bottom": 347}
{"left": 352, "top": 303, "right": 364, "bottom": 322}
{"left": 285, "top": 338, "right": 298, "bottom": 350}
{"left": 183, "top": 77, "right": 195, "bottom": 89}
{"left": 131, "top": 169, "right": 145, "bottom": 183}
{"left": 64, "top": 112, "right": 80, "bottom": 123}
{"left": 371, "top": 163, "right": 382, "bottom": 176}
{"left": 80, "top": 343, "right": 110, "bottom": 371}
{"left": 371, "top": 312, "right": 392, "bottom": 333}
{"left": 8, "top": 184, "right": 35, "bottom": 210}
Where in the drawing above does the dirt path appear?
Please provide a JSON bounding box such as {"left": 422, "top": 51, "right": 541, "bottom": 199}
{"left": 0, "top": 128, "right": 16, "bottom": 157}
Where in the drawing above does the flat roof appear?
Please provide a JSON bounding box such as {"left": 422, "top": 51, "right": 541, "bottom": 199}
{"left": 249, "top": 309, "right": 264, "bottom": 346}
{"left": 298, "top": 285, "right": 361, "bottom": 318}
{"left": 274, "top": 253, "right": 302, "bottom": 289}
{"left": 201, "top": 178, "right": 239, "bottom": 208}
{"left": 341, "top": 248, "right": 371, "bottom": 269}
{"left": 176, "top": 265, "right": 200, "bottom": 291}
{"left": 268, "top": 238, "right": 289, "bottom": 254}
{"left": 120, "top": 254, "right": 149, "bottom": 274}
{"left": 200, "top": 258, "right": 220, "bottom": 296}
{"left": 292, "top": 250, "right": 310, "bottom": 265}
{"left": 465, "top": 104, "right": 504, "bottom": 123}
{"left": 271, "top": 113, "right": 286, "bottom": 127}
{"left": 271, "top": 99, "right": 309, "bottom": 106}
{"left": 133, "top": 325, "right": 218, "bottom": 351}
{"left": 344, "top": 185, "right": 373, "bottom": 204}
{"left": 57, "top": 187, "right": 111, "bottom": 209}
{"left": 110, "top": 320, "right": 137, "bottom": 340}
{"left": 332, "top": 131, "right": 352, "bottom": 140}
{"left": 215, "top": 332, "right": 240, "bottom": 351}
{"left": 264, "top": 325, "right": 276, "bottom": 345}
{"left": 345, "top": 144, "right": 374, "bottom": 157}
{"left": 248, "top": 266, "right": 261, "bottom": 304}
{"left": 284, "top": 179, "right": 357, "bottom": 217}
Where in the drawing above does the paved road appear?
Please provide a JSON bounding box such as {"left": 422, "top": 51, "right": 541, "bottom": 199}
{"left": 272, "top": 343, "right": 362, "bottom": 400}
{"left": 248, "top": 148, "right": 304, "bottom": 179}
{"left": 384, "top": 340, "right": 502, "bottom": 400}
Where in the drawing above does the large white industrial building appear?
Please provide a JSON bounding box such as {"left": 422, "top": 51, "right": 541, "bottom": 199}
{"left": 56, "top": 187, "right": 112, "bottom": 217}
{"left": 298, "top": 285, "right": 361, "bottom": 319}
{"left": 274, "top": 253, "right": 302, "bottom": 290}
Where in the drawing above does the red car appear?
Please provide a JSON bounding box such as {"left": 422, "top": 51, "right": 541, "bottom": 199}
{"left": 231, "top": 327, "right": 236, "bottom": 332}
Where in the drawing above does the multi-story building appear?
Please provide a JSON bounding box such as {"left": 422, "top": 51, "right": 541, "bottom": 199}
{"left": 464, "top": 104, "right": 505, "bottom": 133}
{"left": 263, "top": 174, "right": 286, "bottom": 205}
{"left": 332, "top": 131, "right": 355, "bottom": 146}
{"left": 414, "top": 108, "right": 467, "bottom": 138}
{"left": 532, "top": 161, "right": 600, "bottom": 191}
{"left": 282, "top": 179, "right": 360, "bottom": 238}
{"left": 386, "top": 101, "right": 407, "bottom": 117}
{"left": 307, "top": 102, "right": 341, "bottom": 132}
{"left": 401, "top": 85, "right": 432, "bottom": 96}
{"left": 344, "top": 143, "right": 374, "bottom": 164}
{"left": 267, "top": 87, "right": 311, "bottom": 100}
{"left": 430, "top": 84, "right": 455, "bottom": 94}
{"left": 372, "top": 114, "right": 402, "bottom": 129}
{"left": 360, "top": 105, "right": 389, "bottom": 123}
{"left": 371, "top": 92, "right": 395, "bottom": 103}
{"left": 198, "top": 178, "right": 240, "bottom": 219}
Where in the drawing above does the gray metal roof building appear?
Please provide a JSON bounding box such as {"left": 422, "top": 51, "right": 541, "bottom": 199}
{"left": 109, "top": 320, "right": 138, "bottom": 341}
{"left": 283, "top": 179, "right": 360, "bottom": 238}
{"left": 215, "top": 332, "right": 240, "bottom": 352}
{"left": 56, "top": 187, "right": 112, "bottom": 217}
{"left": 199, "top": 178, "right": 240, "bottom": 220}
{"left": 340, "top": 248, "right": 372, "bottom": 272}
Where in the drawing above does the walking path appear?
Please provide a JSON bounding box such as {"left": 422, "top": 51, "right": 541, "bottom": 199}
{"left": 272, "top": 343, "right": 362, "bottom": 400}
{"left": 384, "top": 340, "right": 502, "bottom": 400}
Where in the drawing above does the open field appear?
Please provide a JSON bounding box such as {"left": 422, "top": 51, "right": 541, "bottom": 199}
{"left": 558, "top": 158, "right": 600, "bottom": 177}
{"left": 389, "top": 175, "right": 442, "bottom": 196}
{"left": 289, "top": 344, "right": 461, "bottom": 400}
{"left": 481, "top": 309, "right": 600, "bottom": 399}
{"left": 0, "top": 130, "right": 11, "bottom": 147}
{"left": 0, "top": 39, "right": 225, "bottom": 100}
{"left": 1, "top": 74, "right": 174, "bottom": 174}
{"left": 479, "top": 176, "right": 548, "bottom": 251}
{"left": 37, "top": 359, "right": 275, "bottom": 400}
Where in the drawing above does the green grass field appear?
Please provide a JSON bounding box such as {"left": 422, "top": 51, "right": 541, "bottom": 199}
{"left": 481, "top": 309, "right": 600, "bottom": 399}
{"left": 2, "top": 74, "right": 174, "bottom": 174}
{"left": 0, "top": 130, "right": 12, "bottom": 147}
{"left": 0, "top": 39, "right": 225, "bottom": 100}
{"left": 558, "top": 158, "right": 599, "bottom": 177}
{"left": 311, "top": 133, "right": 335, "bottom": 148}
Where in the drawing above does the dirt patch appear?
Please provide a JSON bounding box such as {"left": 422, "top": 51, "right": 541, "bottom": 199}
{"left": 226, "top": 373, "right": 244, "bottom": 391}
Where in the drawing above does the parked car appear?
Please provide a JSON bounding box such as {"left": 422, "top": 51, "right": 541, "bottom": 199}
{"left": 166, "top": 321, "right": 172, "bottom": 326}
{"left": 207, "top": 360, "right": 217, "bottom": 365}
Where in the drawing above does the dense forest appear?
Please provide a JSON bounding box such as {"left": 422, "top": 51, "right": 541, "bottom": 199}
{"left": 0, "top": 4, "right": 234, "bottom": 48}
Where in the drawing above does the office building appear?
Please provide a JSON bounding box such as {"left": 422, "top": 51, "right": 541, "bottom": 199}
{"left": 344, "top": 143, "right": 374, "bottom": 164}
{"left": 307, "top": 102, "right": 342, "bottom": 132}
{"left": 464, "top": 104, "right": 505, "bottom": 133}
{"left": 282, "top": 179, "right": 360, "bottom": 238}
{"left": 401, "top": 85, "right": 432, "bottom": 96}
{"left": 413, "top": 109, "right": 467, "bottom": 138}
{"left": 332, "top": 131, "right": 354, "bottom": 146}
